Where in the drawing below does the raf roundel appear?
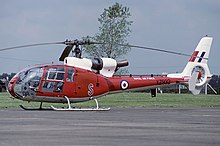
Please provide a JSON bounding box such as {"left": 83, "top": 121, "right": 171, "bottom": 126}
{"left": 120, "top": 80, "right": 129, "bottom": 90}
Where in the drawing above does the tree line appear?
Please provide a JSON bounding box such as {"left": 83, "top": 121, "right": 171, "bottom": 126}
{"left": 209, "top": 75, "right": 220, "bottom": 88}
{"left": 0, "top": 73, "right": 16, "bottom": 81}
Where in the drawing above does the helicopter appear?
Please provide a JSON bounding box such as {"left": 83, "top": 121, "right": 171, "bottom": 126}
{"left": 0, "top": 36, "right": 213, "bottom": 111}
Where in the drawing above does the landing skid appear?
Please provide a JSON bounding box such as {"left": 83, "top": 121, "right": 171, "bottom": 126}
{"left": 51, "top": 96, "right": 110, "bottom": 111}
{"left": 20, "top": 102, "right": 52, "bottom": 111}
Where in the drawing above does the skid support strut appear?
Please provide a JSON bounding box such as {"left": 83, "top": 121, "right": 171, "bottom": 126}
{"left": 51, "top": 96, "right": 110, "bottom": 111}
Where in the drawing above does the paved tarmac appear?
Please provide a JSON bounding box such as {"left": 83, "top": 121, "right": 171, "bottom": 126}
{"left": 0, "top": 108, "right": 220, "bottom": 146}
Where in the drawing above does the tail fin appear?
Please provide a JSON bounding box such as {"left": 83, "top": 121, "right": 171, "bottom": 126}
{"left": 168, "top": 36, "right": 213, "bottom": 94}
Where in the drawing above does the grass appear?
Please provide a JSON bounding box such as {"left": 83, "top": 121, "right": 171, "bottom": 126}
{"left": 0, "top": 92, "right": 220, "bottom": 109}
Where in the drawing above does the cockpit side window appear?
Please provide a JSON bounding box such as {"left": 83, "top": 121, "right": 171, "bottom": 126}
{"left": 28, "top": 67, "right": 43, "bottom": 89}
{"left": 48, "top": 71, "right": 56, "bottom": 80}
{"left": 45, "top": 67, "right": 64, "bottom": 81}
{"left": 66, "top": 68, "right": 74, "bottom": 82}
{"left": 56, "top": 72, "right": 64, "bottom": 80}
{"left": 42, "top": 66, "right": 65, "bottom": 93}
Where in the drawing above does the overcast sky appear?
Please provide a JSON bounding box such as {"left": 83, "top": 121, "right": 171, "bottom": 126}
{"left": 0, "top": 0, "right": 219, "bottom": 75}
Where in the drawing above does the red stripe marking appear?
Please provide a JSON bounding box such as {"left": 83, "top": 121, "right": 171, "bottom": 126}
{"left": 189, "top": 51, "right": 199, "bottom": 62}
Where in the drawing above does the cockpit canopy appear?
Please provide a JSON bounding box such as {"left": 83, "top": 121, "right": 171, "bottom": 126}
{"left": 12, "top": 65, "right": 75, "bottom": 98}
{"left": 17, "top": 67, "right": 43, "bottom": 88}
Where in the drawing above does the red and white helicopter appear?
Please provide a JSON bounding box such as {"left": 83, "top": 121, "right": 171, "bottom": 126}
{"left": 1, "top": 36, "right": 213, "bottom": 111}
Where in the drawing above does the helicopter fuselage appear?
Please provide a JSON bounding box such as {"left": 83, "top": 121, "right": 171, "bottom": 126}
{"left": 7, "top": 64, "right": 185, "bottom": 103}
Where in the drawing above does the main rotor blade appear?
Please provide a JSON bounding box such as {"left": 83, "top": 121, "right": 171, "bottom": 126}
{"left": 119, "top": 43, "right": 208, "bottom": 60}
{"left": 120, "top": 44, "right": 191, "bottom": 57}
{"left": 0, "top": 42, "right": 65, "bottom": 52}
{"left": 59, "top": 45, "right": 73, "bottom": 61}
